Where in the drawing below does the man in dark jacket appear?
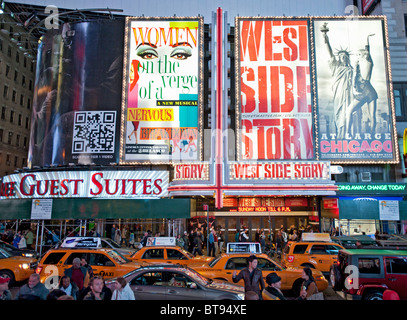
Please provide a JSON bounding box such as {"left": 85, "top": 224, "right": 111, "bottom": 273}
{"left": 64, "top": 257, "right": 89, "bottom": 290}
{"left": 232, "top": 255, "right": 265, "bottom": 299}
{"left": 263, "top": 272, "right": 286, "bottom": 300}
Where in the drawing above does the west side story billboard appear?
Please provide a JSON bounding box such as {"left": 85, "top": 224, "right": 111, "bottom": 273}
{"left": 236, "top": 16, "right": 398, "bottom": 164}
{"left": 120, "top": 17, "right": 204, "bottom": 164}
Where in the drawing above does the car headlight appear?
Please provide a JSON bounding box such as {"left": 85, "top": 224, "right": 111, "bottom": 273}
{"left": 23, "top": 253, "right": 34, "bottom": 258}
{"left": 19, "top": 263, "right": 30, "bottom": 270}
{"left": 237, "top": 293, "right": 245, "bottom": 300}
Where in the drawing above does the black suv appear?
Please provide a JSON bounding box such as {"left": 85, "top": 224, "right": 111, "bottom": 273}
{"left": 330, "top": 249, "right": 407, "bottom": 300}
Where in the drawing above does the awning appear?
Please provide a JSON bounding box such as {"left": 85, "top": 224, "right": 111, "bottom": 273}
{"left": 0, "top": 198, "right": 192, "bottom": 220}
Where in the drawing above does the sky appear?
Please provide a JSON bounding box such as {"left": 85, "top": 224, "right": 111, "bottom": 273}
{"left": 7, "top": 0, "right": 349, "bottom": 23}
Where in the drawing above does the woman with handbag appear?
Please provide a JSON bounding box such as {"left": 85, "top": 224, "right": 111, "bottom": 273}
{"left": 297, "top": 267, "right": 323, "bottom": 300}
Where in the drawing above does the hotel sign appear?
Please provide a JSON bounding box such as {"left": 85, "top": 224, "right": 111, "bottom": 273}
{"left": 0, "top": 171, "right": 169, "bottom": 199}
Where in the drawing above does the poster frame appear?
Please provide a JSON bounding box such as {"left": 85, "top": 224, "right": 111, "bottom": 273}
{"left": 119, "top": 16, "right": 204, "bottom": 165}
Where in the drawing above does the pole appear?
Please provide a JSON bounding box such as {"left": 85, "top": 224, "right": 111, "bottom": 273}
{"left": 204, "top": 204, "right": 209, "bottom": 251}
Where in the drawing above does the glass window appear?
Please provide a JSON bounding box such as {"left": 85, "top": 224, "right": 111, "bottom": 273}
{"left": 142, "top": 248, "right": 164, "bottom": 259}
{"left": 131, "top": 272, "right": 164, "bottom": 286}
{"left": 43, "top": 252, "right": 66, "bottom": 264}
{"left": 257, "top": 258, "right": 281, "bottom": 271}
{"left": 293, "top": 244, "right": 308, "bottom": 254}
{"left": 310, "top": 245, "right": 328, "bottom": 254}
{"left": 393, "top": 82, "right": 407, "bottom": 120}
{"left": 325, "top": 245, "right": 342, "bottom": 255}
{"left": 225, "top": 257, "right": 247, "bottom": 270}
{"left": 167, "top": 249, "right": 187, "bottom": 260}
{"left": 386, "top": 258, "right": 407, "bottom": 274}
{"left": 166, "top": 272, "right": 188, "bottom": 287}
{"left": 358, "top": 258, "right": 381, "bottom": 274}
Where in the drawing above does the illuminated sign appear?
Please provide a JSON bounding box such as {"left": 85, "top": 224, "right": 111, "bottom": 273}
{"left": 323, "top": 198, "right": 338, "bottom": 209}
{"left": 236, "top": 19, "right": 313, "bottom": 161}
{"left": 235, "top": 17, "right": 398, "bottom": 164}
{"left": 314, "top": 18, "right": 397, "bottom": 163}
{"left": 230, "top": 161, "right": 331, "bottom": 180}
{"left": 121, "top": 17, "right": 204, "bottom": 164}
{"left": 337, "top": 183, "right": 407, "bottom": 194}
{"left": 0, "top": 171, "right": 169, "bottom": 199}
{"left": 173, "top": 163, "right": 209, "bottom": 180}
{"left": 233, "top": 206, "right": 292, "bottom": 212}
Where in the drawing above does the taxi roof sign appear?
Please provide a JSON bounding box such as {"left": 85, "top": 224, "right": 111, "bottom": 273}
{"left": 226, "top": 242, "right": 261, "bottom": 254}
{"left": 146, "top": 237, "right": 176, "bottom": 247}
{"left": 300, "top": 233, "right": 332, "bottom": 242}
{"left": 60, "top": 237, "right": 102, "bottom": 248}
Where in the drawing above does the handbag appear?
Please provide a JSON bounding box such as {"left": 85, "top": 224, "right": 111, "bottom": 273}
{"left": 308, "top": 291, "right": 324, "bottom": 300}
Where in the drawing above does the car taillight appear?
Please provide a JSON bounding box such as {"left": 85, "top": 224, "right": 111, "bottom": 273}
{"left": 35, "top": 266, "right": 43, "bottom": 274}
{"left": 346, "top": 277, "right": 353, "bottom": 286}
{"left": 288, "top": 255, "right": 294, "bottom": 263}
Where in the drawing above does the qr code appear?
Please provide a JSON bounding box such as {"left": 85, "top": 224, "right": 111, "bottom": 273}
{"left": 72, "top": 111, "right": 116, "bottom": 154}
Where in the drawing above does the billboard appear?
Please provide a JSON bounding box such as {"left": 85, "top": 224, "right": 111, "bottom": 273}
{"left": 314, "top": 18, "right": 396, "bottom": 163}
{"left": 236, "top": 19, "right": 314, "bottom": 161}
{"left": 235, "top": 16, "right": 398, "bottom": 164}
{"left": 28, "top": 20, "right": 124, "bottom": 167}
{"left": 120, "top": 17, "right": 204, "bottom": 164}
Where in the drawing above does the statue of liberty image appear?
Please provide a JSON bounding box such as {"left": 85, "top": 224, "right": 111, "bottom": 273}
{"left": 321, "top": 23, "right": 378, "bottom": 138}
{"left": 320, "top": 22, "right": 353, "bottom": 140}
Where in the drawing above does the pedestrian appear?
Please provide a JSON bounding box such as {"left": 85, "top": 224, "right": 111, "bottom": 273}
{"left": 0, "top": 276, "right": 12, "bottom": 300}
{"left": 192, "top": 230, "right": 203, "bottom": 256}
{"left": 140, "top": 231, "right": 149, "bottom": 247}
{"left": 13, "top": 231, "right": 22, "bottom": 248}
{"left": 83, "top": 276, "right": 105, "bottom": 300}
{"left": 115, "top": 227, "right": 122, "bottom": 244}
{"left": 260, "top": 231, "right": 266, "bottom": 253}
{"left": 208, "top": 229, "right": 215, "bottom": 257}
{"left": 111, "top": 277, "right": 135, "bottom": 300}
{"left": 235, "top": 229, "right": 240, "bottom": 242}
{"left": 80, "top": 256, "right": 94, "bottom": 279}
{"left": 59, "top": 275, "right": 80, "bottom": 300}
{"left": 64, "top": 257, "right": 90, "bottom": 291}
{"left": 240, "top": 229, "right": 249, "bottom": 242}
{"left": 25, "top": 228, "right": 34, "bottom": 250}
{"left": 111, "top": 224, "right": 116, "bottom": 241}
{"left": 18, "top": 231, "right": 27, "bottom": 249}
{"left": 176, "top": 234, "right": 185, "bottom": 248}
{"left": 276, "top": 230, "right": 283, "bottom": 254}
{"left": 214, "top": 229, "right": 219, "bottom": 255}
{"left": 297, "top": 267, "right": 318, "bottom": 300}
{"left": 129, "top": 229, "right": 136, "bottom": 249}
{"left": 15, "top": 273, "right": 49, "bottom": 300}
{"left": 263, "top": 273, "right": 286, "bottom": 300}
{"left": 182, "top": 231, "right": 189, "bottom": 251}
{"left": 232, "top": 255, "right": 265, "bottom": 299}
{"left": 218, "top": 230, "right": 224, "bottom": 254}
{"left": 121, "top": 227, "right": 128, "bottom": 247}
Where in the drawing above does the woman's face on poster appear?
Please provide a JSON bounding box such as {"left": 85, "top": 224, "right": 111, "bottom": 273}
{"left": 135, "top": 42, "right": 193, "bottom": 61}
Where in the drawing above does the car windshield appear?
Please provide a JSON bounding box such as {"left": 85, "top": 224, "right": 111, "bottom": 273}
{"left": 184, "top": 268, "right": 212, "bottom": 286}
{"left": 0, "top": 248, "right": 12, "bottom": 258}
{"left": 103, "top": 238, "right": 121, "bottom": 249}
{"left": 107, "top": 250, "right": 130, "bottom": 264}
{"left": 208, "top": 256, "right": 222, "bottom": 267}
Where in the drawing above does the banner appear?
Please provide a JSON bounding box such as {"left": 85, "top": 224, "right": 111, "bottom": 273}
{"left": 121, "top": 18, "right": 203, "bottom": 163}
{"left": 28, "top": 20, "right": 124, "bottom": 167}
{"left": 0, "top": 170, "right": 169, "bottom": 199}
{"left": 314, "top": 18, "right": 396, "bottom": 162}
{"left": 237, "top": 19, "right": 313, "bottom": 161}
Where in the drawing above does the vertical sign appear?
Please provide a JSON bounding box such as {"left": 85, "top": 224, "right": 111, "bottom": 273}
{"left": 314, "top": 18, "right": 397, "bottom": 163}
{"left": 237, "top": 19, "right": 314, "bottom": 161}
{"left": 31, "top": 199, "right": 53, "bottom": 220}
{"left": 379, "top": 200, "right": 399, "bottom": 221}
{"left": 121, "top": 18, "right": 203, "bottom": 163}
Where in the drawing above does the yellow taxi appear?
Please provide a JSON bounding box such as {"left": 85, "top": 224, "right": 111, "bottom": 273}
{"left": 0, "top": 248, "right": 38, "bottom": 286}
{"left": 128, "top": 237, "right": 213, "bottom": 266}
{"left": 190, "top": 243, "right": 328, "bottom": 296}
{"left": 36, "top": 237, "right": 142, "bottom": 284}
{"left": 282, "top": 233, "right": 344, "bottom": 275}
